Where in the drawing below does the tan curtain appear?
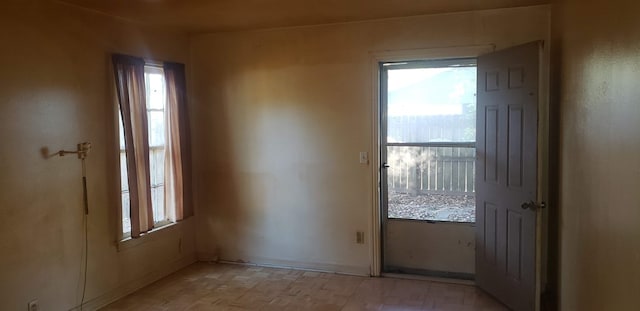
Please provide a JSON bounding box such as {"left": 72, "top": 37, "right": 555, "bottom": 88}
{"left": 112, "top": 54, "right": 154, "bottom": 237}
{"left": 163, "top": 62, "right": 193, "bottom": 220}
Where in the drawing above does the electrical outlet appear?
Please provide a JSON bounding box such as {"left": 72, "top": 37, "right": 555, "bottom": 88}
{"left": 27, "top": 300, "right": 38, "bottom": 311}
{"left": 356, "top": 231, "right": 365, "bottom": 244}
{"left": 359, "top": 152, "right": 368, "bottom": 164}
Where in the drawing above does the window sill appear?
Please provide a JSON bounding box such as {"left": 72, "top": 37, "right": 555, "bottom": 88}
{"left": 117, "top": 221, "right": 181, "bottom": 252}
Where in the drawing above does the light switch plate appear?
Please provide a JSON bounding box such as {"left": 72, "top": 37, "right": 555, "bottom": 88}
{"left": 359, "top": 152, "right": 368, "bottom": 164}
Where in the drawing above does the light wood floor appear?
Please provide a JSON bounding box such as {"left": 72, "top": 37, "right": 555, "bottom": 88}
{"left": 101, "top": 263, "right": 508, "bottom": 311}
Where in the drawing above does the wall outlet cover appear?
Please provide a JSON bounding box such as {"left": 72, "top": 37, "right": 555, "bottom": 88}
{"left": 359, "top": 152, "right": 368, "bottom": 164}
{"left": 356, "top": 231, "right": 365, "bottom": 244}
{"left": 28, "top": 300, "right": 38, "bottom": 311}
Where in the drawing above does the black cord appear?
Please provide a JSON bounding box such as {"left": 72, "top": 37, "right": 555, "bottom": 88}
{"left": 79, "top": 158, "right": 89, "bottom": 310}
{"left": 79, "top": 208, "right": 88, "bottom": 311}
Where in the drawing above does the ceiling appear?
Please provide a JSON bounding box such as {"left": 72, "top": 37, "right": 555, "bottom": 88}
{"left": 57, "top": 0, "right": 549, "bottom": 34}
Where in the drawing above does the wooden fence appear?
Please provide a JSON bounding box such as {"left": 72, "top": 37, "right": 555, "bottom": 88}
{"left": 387, "top": 146, "right": 475, "bottom": 195}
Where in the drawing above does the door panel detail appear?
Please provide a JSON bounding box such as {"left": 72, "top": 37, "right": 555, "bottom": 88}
{"left": 485, "top": 71, "right": 500, "bottom": 91}
{"left": 507, "top": 105, "right": 524, "bottom": 188}
{"left": 507, "top": 209, "right": 523, "bottom": 281}
{"left": 483, "top": 203, "right": 498, "bottom": 265}
{"left": 484, "top": 106, "right": 499, "bottom": 183}
{"left": 508, "top": 67, "right": 525, "bottom": 89}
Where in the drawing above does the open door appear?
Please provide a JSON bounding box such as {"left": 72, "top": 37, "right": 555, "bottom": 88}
{"left": 476, "top": 41, "right": 542, "bottom": 311}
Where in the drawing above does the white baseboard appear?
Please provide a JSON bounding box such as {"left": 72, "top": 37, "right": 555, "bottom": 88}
{"left": 196, "top": 252, "right": 369, "bottom": 277}
{"left": 71, "top": 254, "right": 196, "bottom": 311}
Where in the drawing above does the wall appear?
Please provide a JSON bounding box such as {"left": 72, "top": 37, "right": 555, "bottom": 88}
{"left": 554, "top": 0, "right": 640, "bottom": 309}
{"left": 191, "top": 6, "right": 549, "bottom": 275}
{"left": 0, "top": 1, "right": 195, "bottom": 310}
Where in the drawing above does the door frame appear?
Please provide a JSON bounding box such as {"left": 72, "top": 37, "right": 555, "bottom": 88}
{"left": 379, "top": 57, "right": 479, "bottom": 278}
{"left": 369, "top": 43, "right": 550, "bottom": 310}
{"left": 368, "top": 45, "right": 496, "bottom": 277}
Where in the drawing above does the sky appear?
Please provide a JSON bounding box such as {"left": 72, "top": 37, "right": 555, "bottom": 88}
{"left": 387, "top": 67, "right": 476, "bottom": 116}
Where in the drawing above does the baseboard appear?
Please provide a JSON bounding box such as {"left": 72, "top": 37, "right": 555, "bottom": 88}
{"left": 196, "top": 251, "right": 219, "bottom": 262}
{"left": 71, "top": 254, "right": 197, "bottom": 311}
{"left": 196, "top": 253, "right": 370, "bottom": 277}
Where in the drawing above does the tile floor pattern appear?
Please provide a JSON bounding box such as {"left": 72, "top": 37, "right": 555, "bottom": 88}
{"left": 101, "top": 263, "right": 508, "bottom": 311}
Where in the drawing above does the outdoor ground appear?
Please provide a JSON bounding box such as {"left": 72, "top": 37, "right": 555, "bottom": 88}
{"left": 388, "top": 192, "right": 475, "bottom": 223}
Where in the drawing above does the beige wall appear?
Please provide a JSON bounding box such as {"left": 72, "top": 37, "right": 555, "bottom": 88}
{"left": 554, "top": 0, "right": 640, "bottom": 309}
{"left": 0, "top": 1, "right": 195, "bottom": 310}
{"left": 191, "top": 6, "right": 550, "bottom": 275}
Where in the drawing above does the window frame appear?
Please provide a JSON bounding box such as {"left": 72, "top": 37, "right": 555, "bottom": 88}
{"left": 115, "top": 62, "right": 174, "bottom": 242}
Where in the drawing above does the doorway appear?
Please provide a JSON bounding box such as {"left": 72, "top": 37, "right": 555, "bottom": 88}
{"left": 380, "top": 58, "right": 478, "bottom": 279}
{"left": 375, "top": 42, "right": 542, "bottom": 311}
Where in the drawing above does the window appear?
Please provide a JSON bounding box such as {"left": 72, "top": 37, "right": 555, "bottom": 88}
{"left": 113, "top": 54, "right": 192, "bottom": 240}
{"left": 382, "top": 58, "right": 477, "bottom": 223}
{"left": 145, "top": 67, "right": 169, "bottom": 225}
{"left": 119, "top": 65, "right": 169, "bottom": 236}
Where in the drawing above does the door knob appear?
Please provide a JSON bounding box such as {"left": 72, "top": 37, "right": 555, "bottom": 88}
{"left": 521, "top": 201, "right": 534, "bottom": 210}
{"left": 382, "top": 163, "right": 390, "bottom": 168}
{"left": 521, "top": 200, "right": 546, "bottom": 210}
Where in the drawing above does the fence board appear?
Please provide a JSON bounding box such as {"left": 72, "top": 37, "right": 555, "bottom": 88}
{"left": 388, "top": 146, "right": 475, "bottom": 195}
